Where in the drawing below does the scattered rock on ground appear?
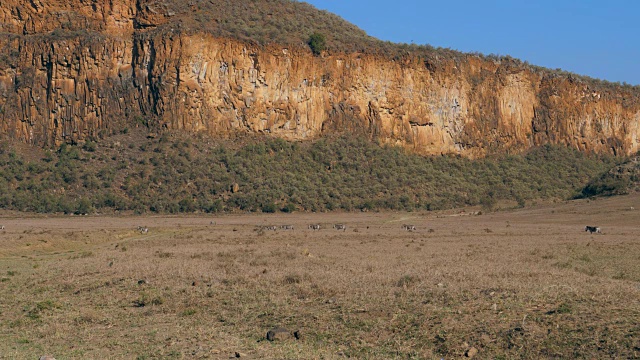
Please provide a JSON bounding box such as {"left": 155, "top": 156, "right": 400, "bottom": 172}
{"left": 465, "top": 347, "right": 478, "bottom": 358}
{"left": 480, "top": 334, "right": 493, "bottom": 344}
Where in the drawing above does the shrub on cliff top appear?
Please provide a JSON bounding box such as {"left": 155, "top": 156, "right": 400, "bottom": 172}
{"left": 308, "top": 32, "right": 326, "bottom": 55}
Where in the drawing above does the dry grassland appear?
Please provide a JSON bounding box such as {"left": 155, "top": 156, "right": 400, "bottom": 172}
{"left": 0, "top": 195, "right": 639, "bottom": 359}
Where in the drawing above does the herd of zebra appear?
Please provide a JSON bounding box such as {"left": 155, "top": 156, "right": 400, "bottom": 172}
{"left": 252, "top": 223, "right": 603, "bottom": 234}
{"left": 259, "top": 224, "right": 348, "bottom": 231}
{"left": 7, "top": 223, "right": 604, "bottom": 234}
{"left": 44, "top": 223, "right": 602, "bottom": 236}
{"left": 257, "top": 223, "right": 416, "bottom": 232}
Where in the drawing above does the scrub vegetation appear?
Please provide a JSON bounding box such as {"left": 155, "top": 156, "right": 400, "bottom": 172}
{"left": 0, "top": 129, "right": 621, "bottom": 215}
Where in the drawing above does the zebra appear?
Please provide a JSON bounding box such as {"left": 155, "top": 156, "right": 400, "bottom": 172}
{"left": 402, "top": 224, "right": 417, "bottom": 231}
{"left": 0, "top": 225, "right": 4, "bottom": 230}
{"left": 137, "top": 226, "right": 149, "bottom": 234}
{"left": 308, "top": 224, "right": 321, "bottom": 231}
{"left": 264, "top": 225, "right": 277, "bottom": 231}
{"left": 333, "top": 224, "right": 347, "bottom": 231}
{"left": 280, "top": 225, "right": 294, "bottom": 230}
{"left": 584, "top": 226, "right": 601, "bottom": 234}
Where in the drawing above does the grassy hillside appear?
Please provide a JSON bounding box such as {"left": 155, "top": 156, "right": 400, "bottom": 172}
{"left": 168, "top": 0, "right": 374, "bottom": 50}
{"left": 0, "top": 130, "right": 618, "bottom": 214}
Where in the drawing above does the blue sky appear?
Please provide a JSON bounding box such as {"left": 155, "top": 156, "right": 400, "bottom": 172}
{"left": 303, "top": 0, "right": 640, "bottom": 85}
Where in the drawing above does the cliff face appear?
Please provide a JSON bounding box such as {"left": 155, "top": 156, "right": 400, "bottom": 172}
{"left": 1, "top": 0, "right": 639, "bottom": 157}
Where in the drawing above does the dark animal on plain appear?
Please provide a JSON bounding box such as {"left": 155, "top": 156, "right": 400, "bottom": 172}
{"left": 584, "top": 226, "right": 601, "bottom": 234}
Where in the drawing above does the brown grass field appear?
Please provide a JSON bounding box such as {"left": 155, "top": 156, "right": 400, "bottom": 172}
{"left": 0, "top": 195, "right": 639, "bottom": 359}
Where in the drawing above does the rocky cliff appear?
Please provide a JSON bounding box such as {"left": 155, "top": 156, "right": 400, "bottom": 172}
{"left": 1, "top": 0, "right": 639, "bottom": 157}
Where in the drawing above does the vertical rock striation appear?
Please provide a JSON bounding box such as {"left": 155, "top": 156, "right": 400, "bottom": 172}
{"left": 1, "top": 0, "right": 639, "bottom": 157}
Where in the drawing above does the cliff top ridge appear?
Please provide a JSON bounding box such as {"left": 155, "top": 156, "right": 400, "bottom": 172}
{"left": 1, "top": 0, "right": 638, "bottom": 95}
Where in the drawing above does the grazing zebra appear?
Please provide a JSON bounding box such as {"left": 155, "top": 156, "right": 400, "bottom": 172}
{"left": 333, "top": 224, "right": 347, "bottom": 231}
{"left": 280, "top": 225, "right": 294, "bottom": 230}
{"left": 308, "top": 224, "right": 321, "bottom": 231}
{"left": 0, "top": 225, "right": 4, "bottom": 230}
{"left": 584, "top": 226, "right": 601, "bottom": 234}
{"left": 264, "top": 225, "right": 277, "bottom": 231}
{"left": 402, "top": 224, "right": 417, "bottom": 231}
{"left": 137, "top": 226, "right": 149, "bottom": 234}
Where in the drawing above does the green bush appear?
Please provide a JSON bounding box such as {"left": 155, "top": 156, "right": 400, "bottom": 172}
{"left": 261, "top": 202, "right": 277, "bottom": 213}
{"left": 308, "top": 32, "right": 326, "bottom": 55}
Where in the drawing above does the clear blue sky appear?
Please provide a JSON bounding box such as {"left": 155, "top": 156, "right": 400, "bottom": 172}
{"left": 303, "top": 0, "right": 640, "bottom": 85}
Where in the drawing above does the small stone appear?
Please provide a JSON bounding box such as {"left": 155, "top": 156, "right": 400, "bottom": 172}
{"left": 480, "top": 334, "right": 493, "bottom": 344}
{"left": 465, "top": 347, "right": 478, "bottom": 358}
{"left": 192, "top": 281, "right": 198, "bottom": 286}
{"left": 437, "top": 283, "right": 444, "bottom": 288}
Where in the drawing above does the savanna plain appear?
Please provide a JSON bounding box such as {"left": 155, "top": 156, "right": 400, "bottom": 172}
{"left": 0, "top": 195, "right": 639, "bottom": 359}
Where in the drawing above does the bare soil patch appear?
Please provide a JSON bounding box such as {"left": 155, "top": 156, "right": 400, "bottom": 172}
{"left": 0, "top": 195, "right": 639, "bottom": 359}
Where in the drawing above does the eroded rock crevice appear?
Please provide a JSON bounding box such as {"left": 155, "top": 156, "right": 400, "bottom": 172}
{"left": 0, "top": 0, "right": 639, "bottom": 157}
